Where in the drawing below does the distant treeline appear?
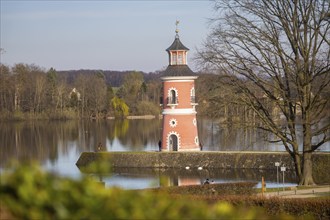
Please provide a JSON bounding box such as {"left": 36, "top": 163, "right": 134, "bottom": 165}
{"left": 54, "top": 69, "right": 271, "bottom": 124}
{"left": 56, "top": 69, "right": 163, "bottom": 88}
{"left": 4, "top": 63, "right": 325, "bottom": 123}
{"left": 0, "top": 64, "right": 165, "bottom": 120}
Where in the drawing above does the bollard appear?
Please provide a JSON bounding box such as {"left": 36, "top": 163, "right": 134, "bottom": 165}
{"left": 261, "top": 176, "right": 266, "bottom": 195}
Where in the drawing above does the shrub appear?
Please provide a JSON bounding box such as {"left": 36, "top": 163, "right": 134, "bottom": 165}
{"left": 151, "top": 181, "right": 258, "bottom": 196}
{"left": 110, "top": 96, "right": 129, "bottom": 118}
{"left": 1, "top": 163, "right": 290, "bottom": 220}
{"left": 48, "top": 109, "right": 78, "bottom": 120}
{"left": 136, "top": 101, "right": 160, "bottom": 115}
{"left": 186, "top": 195, "right": 330, "bottom": 219}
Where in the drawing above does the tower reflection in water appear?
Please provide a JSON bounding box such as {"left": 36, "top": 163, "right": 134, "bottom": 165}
{"left": 90, "top": 167, "right": 297, "bottom": 189}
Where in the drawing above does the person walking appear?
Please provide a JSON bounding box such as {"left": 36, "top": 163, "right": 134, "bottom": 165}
{"left": 158, "top": 140, "right": 162, "bottom": 152}
{"left": 199, "top": 142, "right": 203, "bottom": 151}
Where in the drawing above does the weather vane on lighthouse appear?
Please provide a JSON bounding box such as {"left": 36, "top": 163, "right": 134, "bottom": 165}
{"left": 175, "top": 20, "right": 180, "bottom": 34}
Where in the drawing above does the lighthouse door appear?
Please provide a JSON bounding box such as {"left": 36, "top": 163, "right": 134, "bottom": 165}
{"left": 169, "top": 134, "right": 178, "bottom": 151}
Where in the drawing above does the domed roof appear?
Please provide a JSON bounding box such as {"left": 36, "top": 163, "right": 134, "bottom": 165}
{"left": 166, "top": 35, "right": 190, "bottom": 51}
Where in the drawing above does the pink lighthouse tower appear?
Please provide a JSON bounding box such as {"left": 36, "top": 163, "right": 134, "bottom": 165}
{"left": 160, "top": 22, "right": 199, "bottom": 151}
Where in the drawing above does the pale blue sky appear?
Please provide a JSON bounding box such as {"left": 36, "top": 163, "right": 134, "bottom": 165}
{"left": 1, "top": 0, "right": 214, "bottom": 72}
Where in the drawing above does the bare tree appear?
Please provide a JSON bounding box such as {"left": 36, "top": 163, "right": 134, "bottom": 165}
{"left": 75, "top": 74, "right": 90, "bottom": 117}
{"left": 75, "top": 73, "right": 107, "bottom": 118}
{"left": 117, "top": 71, "right": 144, "bottom": 114}
{"left": 33, "top": 69, "right": 47, "bottom": 114}
{"left": 197, "top": 0, "right": 330, "bottom": 185}
{"left": 86, "top": 73, "right": 107, "bottom": 117}
{"left": 0, "top": 65, "right": 14, "bottom": 112}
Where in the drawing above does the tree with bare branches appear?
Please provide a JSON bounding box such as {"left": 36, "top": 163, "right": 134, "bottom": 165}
{"left": 197, "top": 0, "right": 330, "bottom": 185}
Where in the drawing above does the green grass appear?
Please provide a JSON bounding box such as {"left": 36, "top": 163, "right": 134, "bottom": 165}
{"left": 255, "top": 187, "right": 294, "bottom": 193}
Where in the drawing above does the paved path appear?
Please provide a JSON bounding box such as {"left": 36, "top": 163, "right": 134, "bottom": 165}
{"left": 261, "top": 185, "right": 330, "bottom": 198}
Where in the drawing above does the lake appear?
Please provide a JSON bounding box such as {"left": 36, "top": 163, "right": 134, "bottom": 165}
{"left": 1, "top": 118, "right": 328, "bottom": 189}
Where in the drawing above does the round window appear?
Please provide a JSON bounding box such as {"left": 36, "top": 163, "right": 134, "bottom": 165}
{"left": 169, "top": 118, "right": 178, "bottom": 127}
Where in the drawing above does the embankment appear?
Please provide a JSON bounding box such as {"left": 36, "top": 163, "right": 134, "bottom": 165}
{"left": 76, "top": 151, "right": 329, "bottom": 183}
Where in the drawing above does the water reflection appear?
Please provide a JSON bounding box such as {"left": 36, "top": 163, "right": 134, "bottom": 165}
{"left": 1, "top": 118, "right": 328, "bottom": 188}
{"left": 198, "top": 118, "right": 330, "bottom": 152}
{"left": 0, "top": 119, "right": 162, "bottom": 169}
{"left": 199, "top": 118, "right": 283, "bottom": 151}
{"left": 89, "top": 167, "right": 298, "bottom": 189}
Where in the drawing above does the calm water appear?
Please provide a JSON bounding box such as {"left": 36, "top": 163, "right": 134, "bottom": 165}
{"left": 1, "top": 118, "right": 328, "bottom": 189}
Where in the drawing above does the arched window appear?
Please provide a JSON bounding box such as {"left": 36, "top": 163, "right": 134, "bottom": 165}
{"left": 167, "top": 88, "right": 178, "bottom": 105}
{"left": 170, "top": 90, "right": 176, "bottom": 104}
{"left": 190, "top": 88, "right": 196, "bottom": 103}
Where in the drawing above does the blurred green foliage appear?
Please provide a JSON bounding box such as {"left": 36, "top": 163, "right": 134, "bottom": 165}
{"left": 1, "top": 163, "right": 293, "bottom": 219}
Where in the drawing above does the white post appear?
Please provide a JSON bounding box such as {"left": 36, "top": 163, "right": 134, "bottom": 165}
{"left": 281, "top": 166, "right": 286, "bottom": 192}
{"left": 275, "top": 162, "right": 280, "bottom": 195}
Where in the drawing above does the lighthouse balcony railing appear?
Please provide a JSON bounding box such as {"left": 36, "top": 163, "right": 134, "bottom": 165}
{"left": 167, "top": 97, "right": 178, "bottom": 107}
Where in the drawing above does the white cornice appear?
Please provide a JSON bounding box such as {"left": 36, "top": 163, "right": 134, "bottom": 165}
{"left": 161, "top": 76, "right": 198, "bottom": 81}
{"left": 162, "top": 108, "right": 197, "bottom": 115}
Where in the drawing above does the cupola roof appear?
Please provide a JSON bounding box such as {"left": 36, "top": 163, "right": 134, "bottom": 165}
{"left": 163, "top": 21, "right": 196, "bottom": 77}
{"left": 166, "top": 35, "right": 190, "bottom": 51}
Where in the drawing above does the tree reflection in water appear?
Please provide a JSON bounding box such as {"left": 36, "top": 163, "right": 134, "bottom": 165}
{"left": 1, "top": 118, "right": 328, "bottom": 187}
{"left": 90, "top": 167, "right": 298, "bottom": 189}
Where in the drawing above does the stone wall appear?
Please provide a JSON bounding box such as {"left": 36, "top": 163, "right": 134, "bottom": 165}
{"left": 76, "top": 151, "right": 329, "bottom": 171}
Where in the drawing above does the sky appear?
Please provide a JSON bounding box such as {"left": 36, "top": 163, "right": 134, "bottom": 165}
{"left": 0, "top": 0, "right": 215, "bottom": 73}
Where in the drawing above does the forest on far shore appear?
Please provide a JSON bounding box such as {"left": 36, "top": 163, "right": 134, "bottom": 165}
{"left": 1, "top": 63, "right": 329, "bottom": 124}
{"left": 0, "top": 64, "right": 162, "bottom": 120}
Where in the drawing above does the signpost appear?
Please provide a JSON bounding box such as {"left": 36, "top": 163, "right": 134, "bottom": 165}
{"left": 275, "top": 162, "right": 280, "bottom": 195}
{"left": 281, "top": 166, "right": 286, "bottom": 191}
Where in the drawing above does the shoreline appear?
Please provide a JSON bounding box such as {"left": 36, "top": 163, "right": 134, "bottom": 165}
{"left": 76, "top": 151, "right": 330, "bottom": 184}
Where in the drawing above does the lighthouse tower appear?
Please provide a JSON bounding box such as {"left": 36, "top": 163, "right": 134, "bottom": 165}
{"left": 160, "top": 23, "right": 199, "bottom": 151}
